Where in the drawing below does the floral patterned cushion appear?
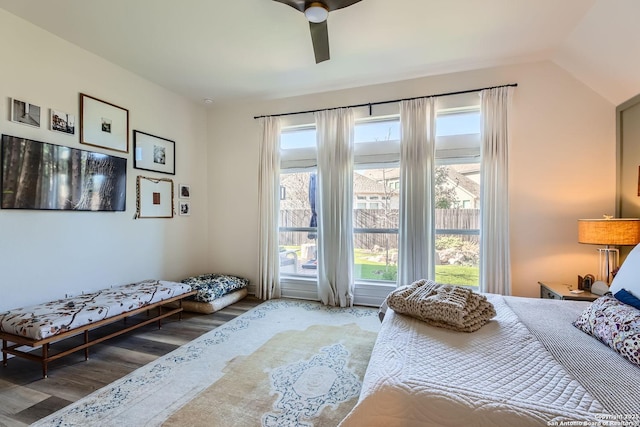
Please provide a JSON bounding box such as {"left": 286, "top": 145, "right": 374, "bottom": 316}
{"left": 0, "top": 280, "right": 192, "bottom": 341}
{"left": 182, "top": 274, "right": 249, "bottom": 303}
{"left": 573, "top": 294, "right": 640, "bottom": 367}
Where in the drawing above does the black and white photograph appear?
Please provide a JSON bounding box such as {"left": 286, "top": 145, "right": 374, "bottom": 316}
{"left": 80, "top": 93, "right": 129, "bottom": 153}
{"left": 101, "top": 117, "right": 112, "bottom": 133}
{"left": 133, "top": 130, "right": 175, "bottom": 174}
{"left": 11, "top": 98, "right": 41, "bottom": 128}
{"left": 50, "top": 109, "right": 75, "bottom": 135}
{"left": 179, "top": 201, "right": 190, "bottom": 216}
{"left": 153, "top": 145, "right": 166, "bottom": 165}
{"left": 179, "top": 184, "right": 190, "bottom": 199}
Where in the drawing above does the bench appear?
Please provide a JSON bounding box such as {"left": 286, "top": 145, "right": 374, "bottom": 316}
{"left": 0, "top": 279, "right": 196, "bottom": 378}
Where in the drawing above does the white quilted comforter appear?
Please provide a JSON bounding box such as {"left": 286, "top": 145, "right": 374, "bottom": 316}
{"left": 340, "top": 294, "right": 606, "bottom": 427}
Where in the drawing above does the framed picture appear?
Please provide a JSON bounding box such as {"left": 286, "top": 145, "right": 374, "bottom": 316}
{"left": 179, "top": 201, "right": 191, "bottom": 216}
{"left": 80, "top": 93, "right": 129, "bottom": 153}
{"left": 10, "top": 98, "right": 41, "bottom": 128}
{"left": 133, "top": 130, "right": 175, "bottom": 175}
{"left": 179, "top": 184, "right": 190, "bottom": 199}
{"left": 50, "top": 109, "right": 75, "bottom": 135}
{"left": 136, "top": 176, "right": 174, "bottom": 218}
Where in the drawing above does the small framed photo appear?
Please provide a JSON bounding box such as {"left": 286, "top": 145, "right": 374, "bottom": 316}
{"left": 136, "top": 176, "right": 174, "bottom": 219}
{"left": 179, "top": 201, "right": 191, "bottom": 216}
{"left": 133, "top": 130, "right": 175, "bottom": 175}
{"left": 10, "top": 98, "right": 41, "bottom": 128}
{"left": 179, "top": 184, "right": 190, "bottom": 199}
{"left": 80, "top": 93, "right": 129, "bottom": 153}
{"left": 50, "top": 109, "right": 75, "bottom": 135}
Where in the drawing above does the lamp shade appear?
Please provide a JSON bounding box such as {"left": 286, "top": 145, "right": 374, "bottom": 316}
{"left": 578, "top": 218, "right": 640, "bottom": 246}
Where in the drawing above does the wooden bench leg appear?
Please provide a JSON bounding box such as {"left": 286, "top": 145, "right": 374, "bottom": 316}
{"left": 2, "top": 339, "right": 7, "bottom": 367}
{"left": 42, "top": 343, "right": 49, "bottom": 379}
{"left": 84, "top": 330, "right": 89, "bottom": 361}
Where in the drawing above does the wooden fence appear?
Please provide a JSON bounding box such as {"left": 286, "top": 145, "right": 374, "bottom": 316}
{"left": 279, "top": 208, "right": 479, "bottom": 250}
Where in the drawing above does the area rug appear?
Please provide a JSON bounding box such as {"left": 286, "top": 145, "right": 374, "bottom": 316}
{"left": 33, "top": 299, "right": 380, "bottom": 427}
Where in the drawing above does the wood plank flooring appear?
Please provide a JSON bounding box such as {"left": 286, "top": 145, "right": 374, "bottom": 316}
{"left": 0, "top": 296, "right": 262, "bottom": 426}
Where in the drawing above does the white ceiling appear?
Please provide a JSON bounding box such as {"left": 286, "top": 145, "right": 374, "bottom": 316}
{"left": 0, "top": 0, "right": 638, "bottom": 106}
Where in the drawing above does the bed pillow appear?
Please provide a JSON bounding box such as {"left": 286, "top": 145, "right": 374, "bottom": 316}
{"left": 182, "top": 274, "right": 249, "bottom": 303}
{"left": 614, "top": 289, "right": 640, "bottom": 310}
{"left": 609, "top": 243, "right": 640, "bottom": 297}
{"left": 573, "top": 294, "right": 640, "bottom": 367}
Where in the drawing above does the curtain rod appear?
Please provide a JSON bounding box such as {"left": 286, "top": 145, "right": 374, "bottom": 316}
{"left": 253, "top": 83, "right": 517, "bottom": 119}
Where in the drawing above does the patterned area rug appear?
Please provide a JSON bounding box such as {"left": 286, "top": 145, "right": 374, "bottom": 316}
{"left": 32, "top": 299, "right": 380, "bottom": 427}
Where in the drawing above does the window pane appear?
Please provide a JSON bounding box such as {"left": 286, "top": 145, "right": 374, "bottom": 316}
{"left": 354, "top": 119, "right": 399, "bottom": 143}
{"left": 435, "top": 163, "right": 480, "bottom": 286}
{"left": 278, "top": 231, "right": 318, "bottom": 276}
{"left": 280, "top": 127, "right": 315, "bottom": 150}
{"left": 354, "top": 232, "right": 398, "bottom": 282}
{"left": 435, "top": 233, "right": 479, "bottom": 286}
{"left": 279, "top": 171, "right": 317, "bottom": 278}
{"left": 353, "top": 168, "right": 399, "bottom": 283}
{"left": 437, "top": 110, "right": 480, "bottom": 136}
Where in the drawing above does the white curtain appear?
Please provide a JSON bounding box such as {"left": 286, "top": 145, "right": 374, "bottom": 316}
{"left": 257, "top": 116, "right": 282, "bottom": 300}
{"left": 315, "top": 108, "right": 355, "bottom": 307}
{"left": 480, "top": 87, "right": 513, "bottom": 295}
{"left": 398, "top": 97, "right": 436, "bottom": 287}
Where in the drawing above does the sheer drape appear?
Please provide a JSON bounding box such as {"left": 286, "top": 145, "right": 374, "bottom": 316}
{"left": 315, "top": 108, "right": 355, "bottom": 307}
{"left": 257, "top": 117, "right": 282, "bottom": 300}
{"left": 398, "top": 98, "right": 436, "bottom": 286}
{"left": 480, "top": 87, "right": 513, "bottom": 295}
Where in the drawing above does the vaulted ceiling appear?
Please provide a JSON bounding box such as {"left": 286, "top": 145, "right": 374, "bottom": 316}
{"left": 0, "top": 0, "right": 638, "bottom": 106}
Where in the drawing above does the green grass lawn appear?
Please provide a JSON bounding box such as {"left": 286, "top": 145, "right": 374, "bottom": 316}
{"left": 283, "top": 246, "right": 478, "bottom": 286}
{"left": 355, "top": 262, "right": 478, "bottom": 286}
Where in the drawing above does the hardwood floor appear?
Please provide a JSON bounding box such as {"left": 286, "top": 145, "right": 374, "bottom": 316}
{"left": 0, "top": 296, "right": 262, "bottom": 426}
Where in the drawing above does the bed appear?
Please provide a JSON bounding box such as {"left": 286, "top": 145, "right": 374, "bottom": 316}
{"left": 340, "top": 247, "right": 640, "bottom": 426}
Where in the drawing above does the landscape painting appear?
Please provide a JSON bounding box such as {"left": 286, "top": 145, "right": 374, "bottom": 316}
{"left": 1, "top": 135, "right": 127, "bottom": 211}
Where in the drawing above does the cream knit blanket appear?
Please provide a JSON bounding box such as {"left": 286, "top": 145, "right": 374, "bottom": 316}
{"left": 385, "top": 279, "right": 496, "bottom": 332}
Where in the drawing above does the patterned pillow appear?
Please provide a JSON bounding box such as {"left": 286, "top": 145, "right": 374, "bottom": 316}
{"left": 181, "top": 274, "right": 249, "bottom": 303}
{"left": 573, "top": 294, "right": 640, "bottom": 366}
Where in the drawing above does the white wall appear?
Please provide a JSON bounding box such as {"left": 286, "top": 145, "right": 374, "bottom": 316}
{"left": 0, "top": 10, "right": 209, "bottom": 311}
{"left": 207, "top": 60, "right": 616, "bottom": 298}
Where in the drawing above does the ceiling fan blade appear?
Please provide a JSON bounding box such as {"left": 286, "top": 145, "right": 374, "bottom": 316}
{"left": 309, "top": 20, "right": 330, "bottom": 63}
{"left": 324, "top": 0, "right": 362, "bottom": 12}
{"left": 272, "top": 0, "right": 305, "bottom": 13}
{"left": 272, "top": 0, "right": 362, "bottom": 13}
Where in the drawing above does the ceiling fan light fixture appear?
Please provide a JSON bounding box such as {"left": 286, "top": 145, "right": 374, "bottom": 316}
{"left": 305, "top": 2, "right": 329, "bottom": 23}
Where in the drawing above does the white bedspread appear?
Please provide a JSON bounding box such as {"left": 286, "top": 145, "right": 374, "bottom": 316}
{"left": 340, "top": 294, "right": 606, "bottom": 427}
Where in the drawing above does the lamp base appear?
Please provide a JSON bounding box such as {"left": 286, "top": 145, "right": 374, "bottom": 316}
{"left": 597, "top": 247, "right": 619, "bottom": 284}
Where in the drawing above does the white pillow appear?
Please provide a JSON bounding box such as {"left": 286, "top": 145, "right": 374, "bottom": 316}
{"left": 609, "top": 243, "right": 640, "bottom": 297}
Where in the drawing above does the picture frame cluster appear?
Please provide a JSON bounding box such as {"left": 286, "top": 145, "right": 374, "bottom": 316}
{"left": 7, "top": 93, "right": 190, "bottom": 218}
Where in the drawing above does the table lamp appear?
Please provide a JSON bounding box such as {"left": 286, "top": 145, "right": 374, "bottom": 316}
{"left": 578, "top": 217, "right": 640, "bottom": 283}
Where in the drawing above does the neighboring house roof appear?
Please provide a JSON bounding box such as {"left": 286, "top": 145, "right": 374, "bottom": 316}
{"left": 354, "top": 173, "right": 390, "bottom": 195}
{"left": 447, "top": 168, "right": 479, "bottom": 199}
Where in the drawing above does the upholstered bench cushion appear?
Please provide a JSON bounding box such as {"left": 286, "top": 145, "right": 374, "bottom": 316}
{"left": 182, "top": 274, "right": 249, "bottom": 303}
{"left": 0, "top": 280, "right": 191, "bottom": 341}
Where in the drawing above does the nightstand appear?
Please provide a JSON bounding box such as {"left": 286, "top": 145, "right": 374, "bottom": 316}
{"left": 538, "top": 281, "right": 599, "bottom": 302}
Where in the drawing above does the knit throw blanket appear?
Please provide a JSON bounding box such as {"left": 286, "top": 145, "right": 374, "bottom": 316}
{"left": 385, "top": 279, "right": 496, "bottom": 332}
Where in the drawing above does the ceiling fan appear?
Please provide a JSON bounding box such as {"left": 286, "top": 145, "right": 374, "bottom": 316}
{"left": 273, "top": 0, "right": 363, "bottom": 64}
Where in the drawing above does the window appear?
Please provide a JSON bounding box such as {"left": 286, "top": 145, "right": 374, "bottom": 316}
{"left": 278, "top": 171, "right": 317, "bottom": 278}
{"left": 353, "top": 167, "right": 399, "bottom": 282}
{"left": 434, "top": 163, "right": 480, "bottom": 287}
{"left": 278, "top": 105, "right": 481, "bottom": 288}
